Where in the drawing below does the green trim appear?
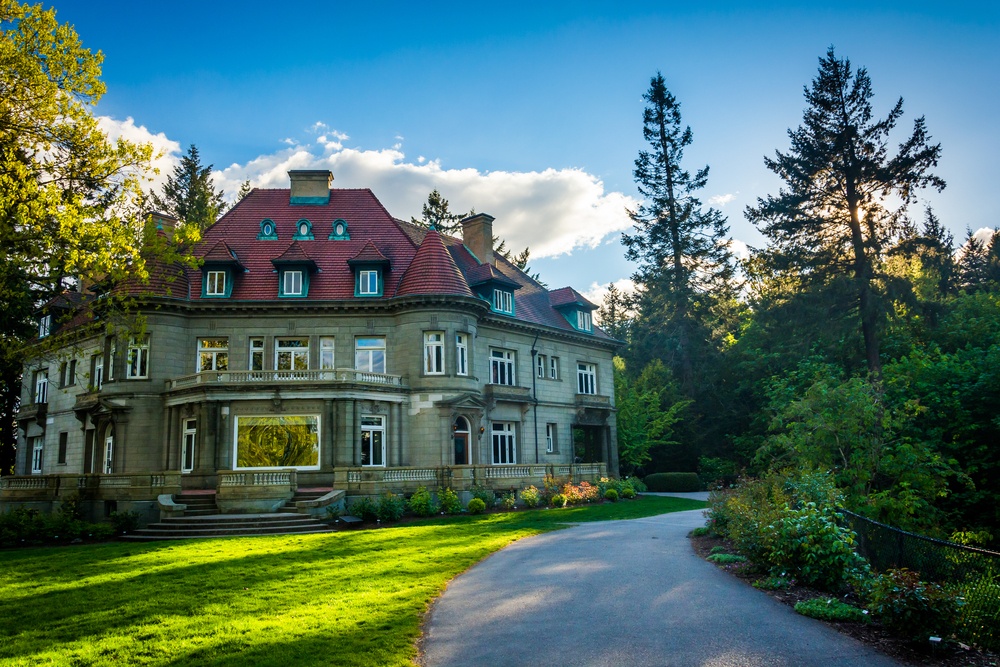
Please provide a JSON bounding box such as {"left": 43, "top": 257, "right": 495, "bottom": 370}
{"left": 293, "top": 219, "right": 314, "bottom": 240}
{"left": 491, "top": 288, "right": 515, "bottom": 316}
{"left": 257, "top": 219, "right": 278, "bottom": 240}
{"left": 290, "top": 195, "right": 330, "bottom": 205}
{"left": 201, "top": 268, "right": 234, "bottom": 298}
{"left": 354, "top": 267, "right": 383, "bottom": 297}
{"left": 278, "top": 268, "right": 310, "bottom": 298}
{"left": 328, "top": 218, "right": 350, "bottom": 240}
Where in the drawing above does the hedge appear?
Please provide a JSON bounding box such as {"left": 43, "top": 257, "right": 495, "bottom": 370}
{"left": 644, "top": 472, "right": 702, "bottom": 492}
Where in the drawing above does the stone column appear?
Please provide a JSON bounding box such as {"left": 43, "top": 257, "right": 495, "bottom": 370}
{"left": 322, "top": 399, "right": 334, "bottom": 471}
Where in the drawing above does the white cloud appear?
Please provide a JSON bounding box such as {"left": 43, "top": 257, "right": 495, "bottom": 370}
{"left": 582, "top": 279, "right": 636, "bottom": 318}
{"left": 972, "top": 227, "right": 995, "bottom": 245}
{"left": 212, "top": 135, "right": 639, "bottom": 259}
{"left": 728, "top": 238, "right": 750, "bottom": 261}
{"left": 96, "top": 116, "right": 181, "bottom": 194}
{"left": 709, "top": 192, "right": 737, "bottom": 207}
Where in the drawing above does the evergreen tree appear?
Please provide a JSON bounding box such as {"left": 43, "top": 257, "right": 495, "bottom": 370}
{"left": 153, "top": 144, "right": 225, "bottom": 230}
{"left": 411, "top": 189, "right": 466, "bottom": 234}
{"left": 957, "top": 229, "right": 1000, "bottom": 292}
{"left": 621, "top": 72, "right": 735, "bottom": 391}
{"left": 746, "top": 48, "right": 944, "bottom": 377}
{"left": 236, "top": 179, "right": 252, "bottom": 201}
{"left": 596, "top": 283, "right": 632, "bottom": 342}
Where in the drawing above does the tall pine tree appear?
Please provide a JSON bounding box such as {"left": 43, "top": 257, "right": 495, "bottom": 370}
{"left": 746, "top": 48, "right": 944, "bottom": 377}
{"left": 153, "top": 144, "right": 225, "bottom": 230}
{"left": 621, "top": 73, "right": 735, "bottom": 391}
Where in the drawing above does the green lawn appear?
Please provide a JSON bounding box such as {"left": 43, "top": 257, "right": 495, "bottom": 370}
{"left": 0, "top": 496, "right": 705, "bottom": 666}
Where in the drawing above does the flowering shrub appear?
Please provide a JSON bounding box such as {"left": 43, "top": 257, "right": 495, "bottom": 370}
{"left": 542, "top": 475, "right": 561, "bottom": 503}
{"left": 768, "top": 502, "right": 866, "bottom": 591}
{"left": 438, "top": 487, "right": 462, "bottom": 515}
{"left": 501, "top": 492, "right": 517, "bottom": 510}
{"left": 520, "top": 486, "right": 541, "bottom": 508}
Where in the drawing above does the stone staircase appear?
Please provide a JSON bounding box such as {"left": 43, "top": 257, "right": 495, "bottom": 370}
{"left": 121, "top": 513, "right": 334, "bottom": 541}
{"left": 174, "top": 490, "right": 218, "bottom": 516}
{"left": 277, "top": 487, "right": 336, "bottom": 514}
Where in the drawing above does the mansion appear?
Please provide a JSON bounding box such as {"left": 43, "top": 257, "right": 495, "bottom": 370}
{"left": 4, "top": 170, "right": 619, "bottom": 519}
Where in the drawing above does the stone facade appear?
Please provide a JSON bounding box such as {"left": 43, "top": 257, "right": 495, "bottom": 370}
{"left": 4, "top": 171, "right": 619, "bottom": 518}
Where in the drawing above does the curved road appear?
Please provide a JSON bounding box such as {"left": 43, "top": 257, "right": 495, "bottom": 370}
{"left": 420, "top": 508, "right": 903, "bottom": 667}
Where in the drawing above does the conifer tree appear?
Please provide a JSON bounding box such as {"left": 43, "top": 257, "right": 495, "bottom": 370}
{"left": 153, "top": 144, "right": 225, "bottom": 230}
{"left": 411, "top": 189, "right": 466, "bottom": 234}
{"left": 746, "top": 48, "right": 944, "bottom": 377}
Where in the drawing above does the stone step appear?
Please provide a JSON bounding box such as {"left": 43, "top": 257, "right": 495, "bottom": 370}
{"left": 123, "top": 513, "right": 333, "bottom": 540}
{"left": 121, "top": 526, "right": 334, "bottom": 540}
{"left": 159, "top": 514, "right": 317, "bottom": 526}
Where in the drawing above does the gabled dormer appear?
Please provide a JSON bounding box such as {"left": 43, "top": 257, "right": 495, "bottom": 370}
{"left": 271, "top": 241, "right": 318, "bottom": 298}
{"left": 549, "top": 287, "right": 597, "bottom": 334}
{"left": 466, "top": 263, "right": 522, "bottom": 316}
{"left": 348, "top": 241, "right": 390, "bottom": 297}
{"left": 201, "top": 241, "right": 245, "bottom": 298}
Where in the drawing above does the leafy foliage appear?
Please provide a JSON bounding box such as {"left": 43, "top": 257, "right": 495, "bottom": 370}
{"left": 794, "top": 597, "right": 869, "bottom": 623}
{"left": 644, "top": 472, "right": 701, "bottom": 492}
{"left": 407, "top": 487, "right": 440, "bottom": 517}
{"left": 375, "top": 492, "right": 406, "bottom": 522}
{"left": 466, "top": 497, "right": 486, "bottom": 515}
{"left": 868, "top": 568, "right": 964, "bottom": 641}
{"left": 520, "top": 486, "right": 541, "bottom": 508}
{"left": 437, "top": 487, "right": 462, "bottom": 515}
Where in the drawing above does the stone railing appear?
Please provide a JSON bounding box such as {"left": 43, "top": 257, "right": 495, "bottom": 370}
{"left": 166, "top": 368, "right": 405, "bottom": 391}
{"left": 0, "top": 472, "right": 182, "bottom": 502}
{"left": 0, "top": 475, "right": 57, "bottom": 491}
{"left": 219, "top": 470, "right": 296, "bottom": 487}
{"left": 483, "top": 466, "right": 547, "bottom": 479}
{"left": 341, "top": 463, "right": 608, "bottom": 494}
{"left": 216, "top": 469, "right": 297, "bottom": 513}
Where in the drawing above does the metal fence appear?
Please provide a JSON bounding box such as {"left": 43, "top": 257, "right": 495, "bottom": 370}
{"left": 843, "top": 510, "right": 1000, "bottom": 651}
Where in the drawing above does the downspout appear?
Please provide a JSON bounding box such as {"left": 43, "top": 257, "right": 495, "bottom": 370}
{"left": 530, "top": 333, "right": 540, "bottom": 464}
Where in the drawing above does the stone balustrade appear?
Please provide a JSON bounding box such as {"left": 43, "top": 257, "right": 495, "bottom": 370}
{"left": 165, "top": 368, "right": 405, "bottom": 391}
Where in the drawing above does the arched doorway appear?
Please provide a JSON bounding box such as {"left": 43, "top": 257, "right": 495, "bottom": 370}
{"left": 453, "top": 416, "right": 470, "bottom": 465}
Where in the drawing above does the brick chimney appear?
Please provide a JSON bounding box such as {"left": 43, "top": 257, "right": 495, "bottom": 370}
{"left": 461, "top": 213, "right": 495, "bottom": 265}
{"left": 288, "top": 170, "right": 333, "bottom": 205}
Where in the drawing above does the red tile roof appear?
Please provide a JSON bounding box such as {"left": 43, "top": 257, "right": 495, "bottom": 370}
{"left": 548, "top": 287, "right": 597, "bottom": 310}
{"left": 347, "top": 240, "right": 390, "bottom": 266}
{"left": 271, "top": 240, "right": 317, "bottom": 270}
{"left": 202, "top": 240, "right": 241, "bottom": 265}
{"left": 396, "top": 230, "right": 474, "bottom": 297}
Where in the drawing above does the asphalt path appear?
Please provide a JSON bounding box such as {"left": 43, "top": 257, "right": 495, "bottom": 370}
{"left": 420, "top": 508, "right": 904, "bottom": 667}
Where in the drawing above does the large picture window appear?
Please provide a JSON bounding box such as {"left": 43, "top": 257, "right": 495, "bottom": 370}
{"left": 199, "top": 338, "right": 229, "bottom": 372}
{"left": 355, "top": 337, "right": 386, "bottom": 373}
{"left": 491, "top": 422, "right": 516, "bottom": 465}
{"left": 360, "top": 415, "right": 386, "bottom": 466}
{"left": 490, "top": 349, "right": 515, "bottom": 386}
{"left": 234, "top": 415, "right": 320, "bottom": 469}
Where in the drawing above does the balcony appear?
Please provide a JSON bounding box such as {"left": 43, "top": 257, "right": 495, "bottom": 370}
{"left": 575, "top": 393, "right": 612, "bottom": 409}
{"left": 484, "top": 383, "right": 532, "bottom": 403}
{"left": 15, "top": 401, "right": 46, "bottom": 425}
{"left": 165, "top": 368, "right": 406, "bottom": 392}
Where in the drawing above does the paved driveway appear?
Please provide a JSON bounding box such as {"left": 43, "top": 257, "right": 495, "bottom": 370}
{"left": 420, "top": 509, "right": 903, "bottom": 667}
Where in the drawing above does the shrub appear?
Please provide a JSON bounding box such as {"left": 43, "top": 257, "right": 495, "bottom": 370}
{"left": 868, "top": 568, "right": 964, "bottom": 641}
{"left": 520, "top": 486, "right": 541, "bottom": 508}
{"left": 542, "top": 475, "right": 562, "bottom": 503}
{"left": 644, "top": 472, "right": 701, "bottom": 492}
{"left": 109, "top": 510, "right": 142, "bottom": 535}
{"left": 604, "top": 488, "right": 619, "bottom": 502}
{"left": 690, "top": 526, "right": 712, "bottom": 537}
{"left": 560, "top": 483, "right": 583, "bottom": 505}
{"left": 621, "top": 486, "right": 637, "bottom": 499}
{"left": 467, "top": 498, "right": 486, "bottom": 515}
{"left": 795, "top": 597, "right": 869, "bottom": 623}
{"left": 501, "top": 492, "right": 517, "bottom": 511}
{"left": 754, "top": 576, "right": 793, "bottom": 591}
{"left": 470, "top": 484, "right": 496, "bottom": 508}
{"left": 325, "top": 505, "right": 341, "bottom": 521}
{"left": 767, "top": 502, "right": 866, "bottom": 591}
{"left": 350, "top": 497, "right": 378, "bottom": 522}
{"left": 407, "top": 487, "right": 440, "bottom": 517}
{"left": 707, "top": 553, "right": 748, "bottom": 564}
{"left": 698, "top": 456, "right": 739, "bottom": 487}
{"left": 709, "top": 546, "right": 729, "bottom": 555}
{"left": 438, "top": 487, "right": 462, "bottom": 515}
{"left": 376, "top": 492, "right": 406, "bottom": 522}
{"left": 550, "top": 493, "right": 567, "bottom": 508}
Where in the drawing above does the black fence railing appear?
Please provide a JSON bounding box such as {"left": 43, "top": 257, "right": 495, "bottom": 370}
{"left": 843, "top": 510, "right": 1000, "bottom": 651}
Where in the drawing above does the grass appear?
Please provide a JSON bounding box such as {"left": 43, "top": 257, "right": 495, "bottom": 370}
{"left": 0, "top": 495, "right": 705, "bottom": 666}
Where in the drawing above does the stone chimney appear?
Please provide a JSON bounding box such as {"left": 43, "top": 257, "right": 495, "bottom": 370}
{"left": 461, "top": 213, "right": 495, "bottom": 265}
{"left": 288, "top": 170, "right": 333, "bottom": 205}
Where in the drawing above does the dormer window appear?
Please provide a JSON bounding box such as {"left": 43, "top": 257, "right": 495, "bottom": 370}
{"left": 293, "top": 219, "right": 314, "bottom": 240}
{"left": 271, "top": 241, "right": 317, "bottom": 299}
{"left": 38, "top": 314, "right": 51, "bottom": 338}
{"left": 577, "top": 310, "right": 592, "bottom": 332}
{"left": 282, "top": 269, "right": 304, "bottom": 296}
{"left": 200, "top": 241, "right": 243, "bottom": 299}
{"left": 257, "top": 219, "right": 278, "bottom": 240}
{"left": 348, "top": 241, "right": 390, "bottom": 299}
{"left": 549, "top": 287, "right": 598, "bottom": 334}
{"left": 328, "top": 218, "right": 350, "bottom": 240}
{"left": 358, "top": 269, "right": 380, "bottom": 296}
{"left": 206, "top": 271, "right": 226, "bottom": 296}
{"left": 492, "top": 288, "right": 514, "bottom": 315}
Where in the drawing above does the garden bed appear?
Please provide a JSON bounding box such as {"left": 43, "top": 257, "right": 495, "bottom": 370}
{"left": 691, "top": 532, "right": 999, "bottom": 667}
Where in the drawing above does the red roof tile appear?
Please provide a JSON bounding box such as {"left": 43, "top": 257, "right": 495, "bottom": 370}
{"left": 396, "top": 230, "right": 474, "bottom": 297}
{"left": 548, "top": 287, "right": 597, "bottom": 310}
{"left": 271, "top": 240, "right": 317, "bottom": 269}
{"left": 347, "top": 240, "right": 390, "bottom": 266}
{"left": 202, "top": 240, "right": 241, "bottom": 265}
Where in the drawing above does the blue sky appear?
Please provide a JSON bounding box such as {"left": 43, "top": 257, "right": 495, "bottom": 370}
{"left": 55, "top": 0, "right": 1000, "bottom": 303}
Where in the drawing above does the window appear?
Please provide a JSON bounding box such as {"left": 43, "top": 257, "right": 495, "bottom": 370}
{"left": 108, "top": 342, "right": 116, "bottom": 381}
{"left": 546, "top": 423, "right": 556, "bottom": 453}
{"left": 282, "top": 270, "right": 304, "bottom": 296}
{"left": 536, "top": 354, "right": 546, "bottom": 379}
{"left": 182, "top": 419, "right": 196, "bottom": 473}
{"left": 492, "top": 288, "right": 513, "bottom": 314}
{"left": 490, "top": 349, "right": 516, "bottom": 386}
{"left": 58, "top": 432, "right": 68, "bottom": 465}
{"left": 329, "top": 219, "right": 350, "bottom": 240}
{"left": 577, "top": 310, "right": 593, "bottom": 332}
{"left": 39, "top": 314, "right": 51, "bottom": 338}
{"left": 358, "top": 269, "right": 379, "bottom": 296}
{"left": 257, "top": 219, "right": 278, "bottom": 240}
{"left": 199, "top": 339, "right": 229, "bottom": 372}
{"left": 549, "top": 357, "right": 559, "bottom": 380}
{"left": 320, "top": 336, "right": 336, "bottom": 370}
{"left": 577, "top": 362, "right": 597, "bottom": 395}
{"left": 293, "top": 219, "right": 314, "bottom": 240}
{"left": 60, "top": 359, "right": 77, "bottom": 387}
{"left": 34, "top": 369, "right": 48, "bottom": 404}
{"left": 355, "top": 337, "right": 386, "bottom": 373}
{"left": 491, "top": 422, "right": 516, "bottom": 464}
{"left": 424, "top": 332, "right": 444, "bottom": 375}
{"left": 206, "top": 270, "right": 227, "bottom": 296}
{"left": 103, "top": 433, "right": 114, "bottom": 474}
{"left": 249, "top": 337, "right": 264, "bottom": 371}
{"left": 92, "top": 353, "right": 104, "bottom": 390}
{"left": 275, "top": 338, "right": 309, "bottom": 371}
{"left": 360, "top": 415, "right": 386, "bottom": 466}
{"left": 31, "top": 436, "right": 43, "bottom": 474}
{"left": 456, "top": 333, "right": 469, "bottom": 376}
{"left": 234, "top": 415, "right": 320, "bottom": 469}
{"left": 126, "top": 336, "right": 149, "bottom": 379}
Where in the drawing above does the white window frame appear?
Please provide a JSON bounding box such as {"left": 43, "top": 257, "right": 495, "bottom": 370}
{"left": 31, "top": 436, "right": 43, "bottom": 474}
{"left": 546, "top": 423, "right": 556, "bottom": 453}
{"left": 198, "top": 338, "right": 230, "bottom": 372}
{"left": 126, "top": 336, "right": 149, "bottom": 379}
{"left": 577, "top": 362, "right": 597, "bottom": 395}
{"left": 283, "top": 269, "right": 304, "bottom": 296}
{"left": 577, "top": 310, "right": 592, "bottom": 332}
{"left": 181, "top": 419, "right": 196, "bottom": 473}
{"left": 491, "top": 422, "right": 516, "bottom": 465}
{"left": 492, "top": 288, "right": 513, "bottom": 314}
{"left": 355, "top": 337, "right": 386, "bottom": 374}
{"left": 319, "top": 336, "right": 336, "bottom": 370}
{"left": 456, "top": 333, "right": 469, "bottom": 376}
{"left": 424, "top": 331, "right": 444, "bottom": 375}
{"left": 206, "top": 270, "right": 227, "bottom": 296}
{"left": 536, "top": 354, "right": 546, "bottom": 379}
{"left": 92, "top": 354, "right": 104, "bottom": 390}
{"left": 358, "top": 269, "right": 379, "bottom": 295}
{"left": 361, "top": 415, "right": 386, "bottom": 467}
{"left": 34, "top": 369, "right": 48, "bottom": 404}
{"left": 61, "top": 359, "right": 76, "bottom": 387}
{"left": 103, "top": 433, "right": 114, "bottom": 474}
{"left": 549, "top": 356, "right": 559, "bottom": 380}
{"left": 249, "top": 337, "right": 265, "bottom": 371}
{"left": 108, "top": 342, "right": 116, "bottom": 381}
{"left": 38, "top": 314, "right": 51, "bottom": 338}
{"left": 233, "top": 415, "right": 321, "bottom": 470}
{"left": 275, "top": 337, "right": 309, "bottom": 371}
{"left": 490, "top": 348, "right": 516, "bottom": 386}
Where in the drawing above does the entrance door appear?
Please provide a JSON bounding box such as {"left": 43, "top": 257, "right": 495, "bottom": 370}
{"left": 573, "top": 425, "right": 604, "bottom": 463}
{"left": 453, "top": 417, "right": 470, "bottom": 465}
{"left": 181, "top": 419, "right": 196, "bottom": 473}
